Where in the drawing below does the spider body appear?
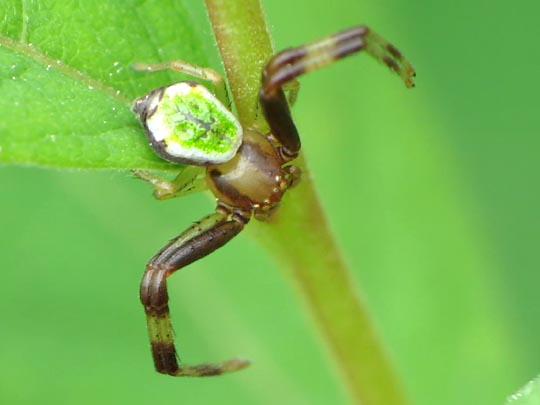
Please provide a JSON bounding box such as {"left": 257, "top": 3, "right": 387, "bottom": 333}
{"left": 132, "top": 25, "right": 415, "bottom": 377}
{"left": 207, "top": 129, "right": 295, "bottom": 215}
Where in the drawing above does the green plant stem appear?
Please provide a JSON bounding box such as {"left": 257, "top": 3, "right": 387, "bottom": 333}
{"left": 205, "top": 1, "right": 409, "bottom": 404}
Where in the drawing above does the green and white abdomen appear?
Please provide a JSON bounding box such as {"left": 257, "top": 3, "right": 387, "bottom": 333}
{"left": 133, "top": 81, "right": 242, "bottom": 165}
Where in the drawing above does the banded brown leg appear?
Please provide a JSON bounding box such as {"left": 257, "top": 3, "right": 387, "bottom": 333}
{"left": 259, "top": 25, "right": 416, "bottom": 157}
{"left": 140, "top": 206, "right": 250, "bottom": 376}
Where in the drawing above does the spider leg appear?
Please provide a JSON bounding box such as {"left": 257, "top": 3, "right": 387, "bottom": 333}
{"left": 140, "top": 206, "right": 251, "bottom": 376}
{"left": 283, "top": 79, "right": 300, "bottom": 107}
{"left": 132, "top": 60, "right": 231, "bottom": 108}
{"left": 254, "top": 79, "right": 300, "bottom": 130}
{"left": 133, "top": 166, "right": 207, "bottom": 200}
{"left": 259, "top": 25, "right": 416, "bottom": 157}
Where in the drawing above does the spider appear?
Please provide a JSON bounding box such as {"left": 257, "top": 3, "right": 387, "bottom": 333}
{"left": 131, "top": 25, "right": 415, "bottom": 377}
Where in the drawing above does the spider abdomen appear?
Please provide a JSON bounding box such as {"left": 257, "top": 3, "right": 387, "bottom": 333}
{"left": 132, "top": 81, "right": 242, "bottom": 166}
{"left": 206, "top": 129, "right": 288, "bottom": 214}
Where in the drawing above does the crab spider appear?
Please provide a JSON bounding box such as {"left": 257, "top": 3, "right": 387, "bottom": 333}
{"left": 132, "top": 25, "right": 415, "bottom": 377}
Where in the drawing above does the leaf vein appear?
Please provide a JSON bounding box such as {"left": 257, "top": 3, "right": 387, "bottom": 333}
{"left": 0, "top": 34, "right": 131, "bottom": 105}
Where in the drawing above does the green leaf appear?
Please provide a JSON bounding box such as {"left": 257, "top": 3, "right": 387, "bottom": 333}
{"left": 506, "top": 376, "right": 540, "bottom": 405}
{"left": 0, "top": 0, "right": 213, "bottom": 170}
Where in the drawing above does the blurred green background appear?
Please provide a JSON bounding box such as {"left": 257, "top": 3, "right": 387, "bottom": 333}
{"left": 1, "top": 0, "right": 539, "bottom": 404}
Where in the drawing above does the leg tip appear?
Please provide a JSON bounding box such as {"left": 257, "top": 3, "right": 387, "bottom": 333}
{"left": 404, "top": 77, "right": 416, "bottom": 88}
{"left": 169, "top": 357, "right": 251, "bottom": 377}
{"left": 222, "top": 358, "right": 251, "bottom": 373}
{"left": 131, "top": 62, "right": 152, "bottom": 72}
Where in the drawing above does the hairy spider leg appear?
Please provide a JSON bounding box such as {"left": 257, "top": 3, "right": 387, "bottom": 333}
{"left": 259, "top": 25, "right": 416, "bottom": 157}
{"left": 132, "top": 166, "right": 207, "bottom": 200}
{"left": 140, "top": 207, "right": 250, "bottom": 376}
{"left": 132, "top": 60, "right": 231, "bottom": 109}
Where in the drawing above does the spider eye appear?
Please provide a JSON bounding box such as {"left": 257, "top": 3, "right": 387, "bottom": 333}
{"left": 133, "top": 82, "right": 242, "bottom": 166}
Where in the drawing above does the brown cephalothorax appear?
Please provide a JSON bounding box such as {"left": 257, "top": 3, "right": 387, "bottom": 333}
{"left": 132, "top": 25, "right": 415, "bottom": 377}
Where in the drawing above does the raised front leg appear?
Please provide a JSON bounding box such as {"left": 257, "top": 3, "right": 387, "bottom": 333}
{"left": 259, "top": 25, "right": 416, "bottom": 158}
{"left": 132, "top": 60, "right": 231, "bottom": 108}
{"left": 140, "top": 206, "right": 250, "bottom": 376}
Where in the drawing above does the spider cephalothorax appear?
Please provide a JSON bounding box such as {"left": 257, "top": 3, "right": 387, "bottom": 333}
{"left": 132, "top": 25, "right": 415, "bottom": 377}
